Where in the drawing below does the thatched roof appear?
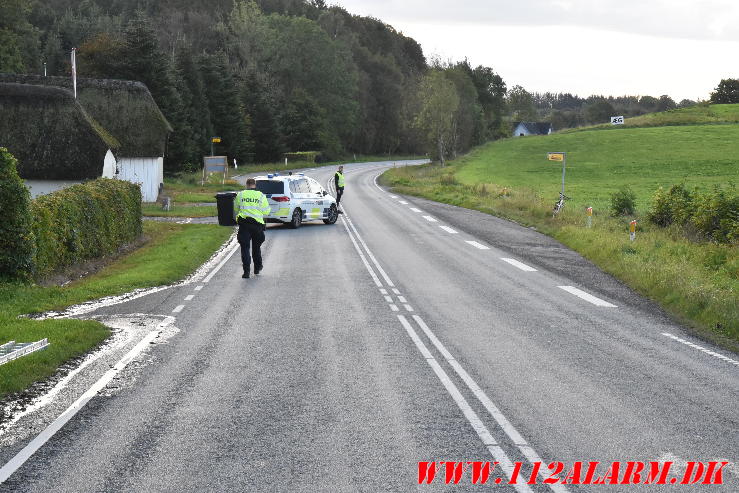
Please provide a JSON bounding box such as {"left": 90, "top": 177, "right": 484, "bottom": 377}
{"left": 0, "top": 83, "right": 120, "bottom": 180}
{"left": 0, "top": 74, "right": 172, "bottom": 158}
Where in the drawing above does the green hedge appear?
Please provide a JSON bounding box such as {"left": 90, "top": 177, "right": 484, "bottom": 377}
{"left": 284, "top": 151, "right": 321, "bottom": 163}
{"left": 0, "top": 148, "right": 35, "bottom": 280}
{"left": 31, "top": 179, "right": 142, "bottom": 276}
{"left": 648, "top": 183, "right": 739, "bottom": 243}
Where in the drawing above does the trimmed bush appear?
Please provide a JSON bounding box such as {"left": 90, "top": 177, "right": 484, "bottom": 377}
{"left": 31, "top": 178, "right": 142, "bottom": 276}
{"left": 610, "top": 185, "right": 637, "bottom": 216}
{"left": 0, "top": 148, "right": 35, "bottom": 280}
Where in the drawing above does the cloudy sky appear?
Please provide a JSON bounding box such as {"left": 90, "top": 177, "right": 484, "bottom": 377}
{"left": 335, "top": 0, "right": 738, "bottom": 101}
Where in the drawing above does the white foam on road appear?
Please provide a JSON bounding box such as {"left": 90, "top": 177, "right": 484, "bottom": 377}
{"left": 501, "top": 258, "right": 537, "bottom": 272}
{"left": 0, "top": 317, "right": 176, "bottom": 484}
{"left": 466, "top": 241, "right": 490, "bottom": 250}
{"left": 439, "top": 226, "right": 458, "bottom": 234}
{"left": 558, "top": 286, "right": 617, "bottom": 307}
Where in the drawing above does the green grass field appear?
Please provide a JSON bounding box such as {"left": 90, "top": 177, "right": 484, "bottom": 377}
{"left": 142, "top": 203, "right": 217, "bottom": 217}
{"left": 0, "top": 222, "right": 232, "bottom": 397}
{"left": 381, "top": 106, "right": 738, "bottom": 350}
{"left": 455, "top": 124, "right": 738, "bottom": 213}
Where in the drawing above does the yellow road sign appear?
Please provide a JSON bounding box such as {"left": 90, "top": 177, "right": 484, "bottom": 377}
{"left": 547, "top": 152, "right": 565, "bottom": 162}
{"left": 212, "top": 137, "right": 222, "bottom": 143}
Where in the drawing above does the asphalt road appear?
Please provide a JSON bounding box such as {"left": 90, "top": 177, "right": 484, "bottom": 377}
{"left": 0, "top": 161, "right": 736, "bottom": 492}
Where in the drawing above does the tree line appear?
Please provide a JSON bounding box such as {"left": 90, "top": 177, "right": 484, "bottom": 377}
{"left": 2, "top": 0, "right": 734, "bottom": 172}
{"left": 1, "top": 0, "right": 509, "bottom": 171}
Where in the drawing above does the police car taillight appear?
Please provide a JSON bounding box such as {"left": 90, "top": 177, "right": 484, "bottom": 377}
{"left": 272, "top": 196, "right": 290, "bottom": 202}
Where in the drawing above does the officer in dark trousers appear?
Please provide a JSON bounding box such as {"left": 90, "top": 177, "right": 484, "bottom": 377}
{"left": 234, "top": 178, "right": 271, "bottom": 278}
{"left": 334, "top": 165, "right": 345, "bottom": 211}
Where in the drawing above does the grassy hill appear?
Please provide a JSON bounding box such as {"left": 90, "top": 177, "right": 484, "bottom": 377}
{"left": 382, "top": 104, "right": 739, "bottom": 349}
{"left": 455, "top": 123, "right": 738, "bottom": 212}
{"left": 564, "top": 103, "right": 739, "bottom": 132}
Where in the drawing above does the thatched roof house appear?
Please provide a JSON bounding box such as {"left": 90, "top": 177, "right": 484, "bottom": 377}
{"left": 0, "top": 83, "right": 119, "bottom": 192}
{"left": 0, "top": 74, "right": 172, "bottom": 201}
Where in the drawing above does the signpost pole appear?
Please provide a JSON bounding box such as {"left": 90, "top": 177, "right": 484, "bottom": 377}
{"left": 561, "top": 154, "right": 566, "bottom": 198}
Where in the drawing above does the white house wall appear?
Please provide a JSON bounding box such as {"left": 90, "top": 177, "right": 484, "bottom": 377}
{"left": 24, "top": 180, "right": 82, "bottom": 198}
{"left": 117, "top": 157, "right": 163, "bottom": 202}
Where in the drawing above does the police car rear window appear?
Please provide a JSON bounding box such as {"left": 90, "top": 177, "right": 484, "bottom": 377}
{"left": 256, "top": 180, "right": 285, "bottom": 195}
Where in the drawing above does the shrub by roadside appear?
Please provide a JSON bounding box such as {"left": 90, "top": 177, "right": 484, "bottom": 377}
{"left": 31, "top": 178, "right": 142, "bottom": 277}
{"left": 0, "top": 148, "right": 35, "bottom": 280}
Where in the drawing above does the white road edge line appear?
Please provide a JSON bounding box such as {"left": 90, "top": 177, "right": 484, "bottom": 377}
{"left": 411, "top": 316, "right": 570, "bottom": 493}
{"left": 662, "top": 333, "right": 739, "bottom": 366}
{"left": 439, "top": 226, "right": 458, "bottom": 234}
{"left": 557, "top": 286, "right": 617, "bottom": 307}
{"left": 172, "top": 305, "right": 185, "bottom": 313}
{"left": 422, "top": 215, "right": 437, "bottom": 222}
{"left": 0, "top": 317, "right": 176, "bottom": 484}
{"left": 203, "top": 244, "right": 239, "bottom": 283}
{"left": 466, "top": 241, "right": 490, "bottom": 250}
{"left": 500, "top": 258, "right": 538, "bottom": 272}
{"left": 397, "top": 316, "right": 534, "bottom": 493}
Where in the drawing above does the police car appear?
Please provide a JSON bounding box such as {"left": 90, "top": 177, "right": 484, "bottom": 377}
{"left": 254, "top": 173, "right": 338, "bottom": 228}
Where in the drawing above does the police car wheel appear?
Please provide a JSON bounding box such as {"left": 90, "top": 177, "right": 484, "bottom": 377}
{"left": 289, "top": 208, "right": 302, "bottom": 229}
{"left": 323, "top": 204, "right": 338, "bottom": 225}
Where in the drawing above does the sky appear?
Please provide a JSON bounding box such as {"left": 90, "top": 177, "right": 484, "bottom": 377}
{"left": 334, "top": 0, "right": 739, "bottom": 101}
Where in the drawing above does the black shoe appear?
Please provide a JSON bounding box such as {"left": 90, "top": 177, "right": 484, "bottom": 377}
{"left": 254, "top": 266, "right": 262, "bottom": 275}
{"left": 242, "top": 272, "right": 250, "bottom": 278}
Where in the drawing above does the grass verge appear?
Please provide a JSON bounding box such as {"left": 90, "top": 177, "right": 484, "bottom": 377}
{"left": 0, "top": 221, "right": 232, "bottom": 397}
{"left": 381, "top": 164, "right": 738, "bottom": 351}
{"left": 142, "top": 204, "right": 217, "bottom": 217}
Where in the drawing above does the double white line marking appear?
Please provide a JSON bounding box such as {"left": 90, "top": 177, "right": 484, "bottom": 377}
{"left": 339, "top": 208, "right": 568, "bottom": 493}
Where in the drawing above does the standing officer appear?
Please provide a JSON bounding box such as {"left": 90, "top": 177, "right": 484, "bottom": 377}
{"left": 234, "top": 178, "right": 271, "bottom": 278}
{"left": 334, "top": 165, "right": 345, "bottom": 211}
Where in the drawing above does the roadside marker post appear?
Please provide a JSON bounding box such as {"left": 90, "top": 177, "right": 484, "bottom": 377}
{"left": 547, "top": 152, "right": 567, "bottom": 199}
{"left": 630, "top": 220, "right": 637, "bottom": 241}
{"left": 586, "top": 207, "right": 593, "bottom": 228}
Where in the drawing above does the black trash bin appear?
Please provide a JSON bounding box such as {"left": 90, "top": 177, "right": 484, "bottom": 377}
{"left": 216, "top": 192, "right": 238, "bottom": 226}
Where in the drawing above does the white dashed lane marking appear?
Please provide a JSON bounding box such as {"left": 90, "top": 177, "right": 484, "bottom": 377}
{"left": 390, "top": 304, "right": 399, "bottom": 312}
{"left": 404, "top": 304, "right": 414, "bottom": 312}
{"left": 439, "top": 226, "right": 458, "bottom": 234}
{"left": 501, "top": 258, "right": 538, "bottom": 272}
{"left": 557, "top": 286, "right": 617, "bottom": 307}
{"left": 194, "top": 285, "right": 203, "bottom": 291}
{"left": 410, "top": 208, "right": 422, "bottom": 213}
{"left": 384, "top": 296, "right": 393, "bottom": 303}
{"left": 172, "top": 305, "right": 185, "bottom": 314}
{"left": 662, "top": 333, "right": 739, "bottom": 367}
{"left": 466, "top": 241, "right": 490, "bottom": 250}
{"left": 422, "top": 216, "right": 437, "bottom": 222}
{"left": 399, "top": 200, "right": 409, "bottom": 205}
{"left": 184, "top": 295, "right": 194, "bottom": 301}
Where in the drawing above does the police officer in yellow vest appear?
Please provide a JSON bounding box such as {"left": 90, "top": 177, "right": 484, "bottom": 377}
{"left": 234, "top": 178, "right": 271, "bottom": 278}
{"left": 334, "top": 165, "right": 345, "bottom": 211}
